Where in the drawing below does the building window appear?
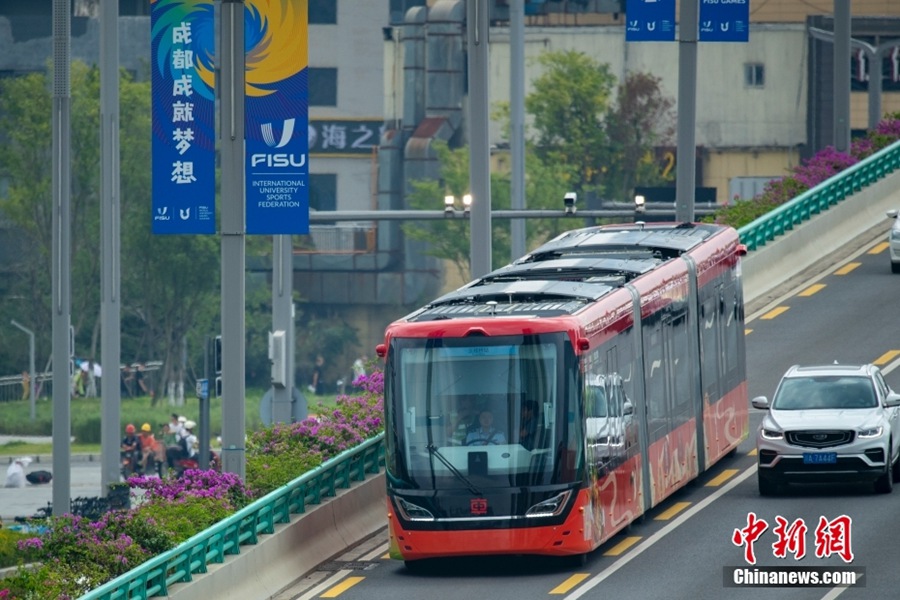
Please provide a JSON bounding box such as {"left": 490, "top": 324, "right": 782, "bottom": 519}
{"left": 744, "top": 63, "right": 765, "bottom": 88}
{"left": 309, "top": 0, "right": 337, "bottom": 25}
{"left": 309, "top": 68, "right": 338, "bottom": 107}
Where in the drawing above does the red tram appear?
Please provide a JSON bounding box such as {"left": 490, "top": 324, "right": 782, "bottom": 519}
{"left": 376, "top": 222, "right": 749, "bottom": 565}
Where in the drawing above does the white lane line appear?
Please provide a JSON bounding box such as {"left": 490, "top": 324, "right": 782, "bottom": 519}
{"left": 564, "top": 465, "right": 757, "bottom": 599}
{"left": 746, "top": 237, "right": 883, "bottom": 323}
{"left": 359, "top": 542, "right": 390, "bottom": 562}
{"left": 294, "top": 569, "right": 353, "bottom": 600}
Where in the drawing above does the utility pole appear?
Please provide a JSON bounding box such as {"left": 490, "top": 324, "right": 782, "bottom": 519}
{"left": 467, "top": 0, "right": 492, "bottom": 278}
{"left": 51, "top": 0, "right": 72, "bottom": 516}
{"left": 675, "top": 0, "right": 698, "bottom": 223}
{"left": 99, "top": 0, "right": 123, "bottom": 496}
{"left": 509, "top": 0, "right": 526, "bottom": 260}
{"left": 220, "top": 0, "right": 247, "bottom": 480}
{"left": 833, "top": 0, "right": 851, "bottom": 152}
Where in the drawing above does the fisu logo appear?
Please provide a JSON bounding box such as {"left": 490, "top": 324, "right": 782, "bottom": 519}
{"left": 154, "top": 207, "right": 171, "bottom": 221}
{"left": 261, "top": 118, "right": 295, "bottom": 149}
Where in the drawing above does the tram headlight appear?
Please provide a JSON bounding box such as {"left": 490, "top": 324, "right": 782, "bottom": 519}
{"left": 394, "top": 496, "right": 435, "bottom": 522}
{"left": 525, "top": 490, "right": 572, "bottom": 518}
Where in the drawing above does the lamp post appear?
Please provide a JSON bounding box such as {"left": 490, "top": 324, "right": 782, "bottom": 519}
{"left": 11, "top": 319, "right": 36, "bottom": 421}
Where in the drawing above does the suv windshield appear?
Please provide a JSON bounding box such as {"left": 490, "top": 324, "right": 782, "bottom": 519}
{"left": 772, "top": 376, "right": 878, "bottom": 410}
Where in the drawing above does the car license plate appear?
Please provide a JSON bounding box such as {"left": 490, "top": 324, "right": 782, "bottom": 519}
{"left": 803, "top": 452, "right": 837, "bottom": 465}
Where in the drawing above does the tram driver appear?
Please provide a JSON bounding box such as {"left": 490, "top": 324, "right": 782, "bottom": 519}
{"left": 465, "top": 409, "right": 507, "bottom": 445}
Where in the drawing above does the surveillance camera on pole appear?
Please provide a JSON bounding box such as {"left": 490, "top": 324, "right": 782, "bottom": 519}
{"left": 634, "top": 194, "right": 646, "bottom": 215}
{"left": 563, "top": 192, "right": 577, "bottom": 215}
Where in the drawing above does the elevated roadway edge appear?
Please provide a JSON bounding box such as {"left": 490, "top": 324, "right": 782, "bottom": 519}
{"left": 742, "top": 168, "right": 900, "bottom": 307}
{"left": 167, "top": 473, "right": 387, "bottom": 600}
{"left": 165, "top": 168, "right": 900, "bottom": 600}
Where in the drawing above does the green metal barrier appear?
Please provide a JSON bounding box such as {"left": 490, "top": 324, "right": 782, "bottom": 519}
{"left": 79, "top": 433, "right": 385, "bottom": 600}
{"left": 738, "top": 140, "right": 900, "bottom": 251}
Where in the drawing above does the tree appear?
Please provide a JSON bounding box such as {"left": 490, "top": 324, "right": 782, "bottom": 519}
{"left": 604, "top": 72, "right": 676, "bottom": 203}
{"left": 0, "top": 63, "right": 106, "bottom": 373}
{"left": 0, "top": 62, "right": 221, "bottom": 401}
{"left": 525, "top": 50, "right": 616, "bottom": 197}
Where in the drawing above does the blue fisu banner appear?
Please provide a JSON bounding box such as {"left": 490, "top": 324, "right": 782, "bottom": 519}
{"left": 245, "top": 0, "right": 310, "bottom": 235}
{"left": 699, "top": 0, "right": 749, "bottom": 42}
{"left": 625, "top": 0, "right": 676, "bottom": 42}
{"left": 150, "top": 0, "right": 216, "bottom": 235}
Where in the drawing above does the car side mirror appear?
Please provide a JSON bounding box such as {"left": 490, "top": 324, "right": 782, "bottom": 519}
{"left": 751, "top": 396, "right": 770, "bottom": 410}
{"left": 884, "top": 393, "right": 900, "bottom": 408}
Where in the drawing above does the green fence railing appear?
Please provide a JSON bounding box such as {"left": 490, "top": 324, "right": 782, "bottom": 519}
{"left": 79, "top": 433, "right": 385, "bottom": 600}
{"left": 738, "top": 139, "right": 900, "bottom": 251}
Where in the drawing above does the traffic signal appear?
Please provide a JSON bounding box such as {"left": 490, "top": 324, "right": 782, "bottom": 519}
{"left": 214, "top": 335, "right": 222, "bottom": 375}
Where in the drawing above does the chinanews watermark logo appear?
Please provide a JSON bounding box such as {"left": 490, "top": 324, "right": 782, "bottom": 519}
{"left": 724, "top": 512, "right": 865, "bottom": 588}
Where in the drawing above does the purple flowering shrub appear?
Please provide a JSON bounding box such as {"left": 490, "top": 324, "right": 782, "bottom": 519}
{"left": 246, "top": 369, "right": 384, "bottom": 495}
{"left": 708, "top": 112, "right": 900, "bottom": 228}
{"left": 0, "top": 369, "right": 385, "bottom": 598}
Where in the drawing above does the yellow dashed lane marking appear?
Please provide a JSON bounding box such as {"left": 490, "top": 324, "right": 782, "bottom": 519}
{"left": 874, "top": 350, "right": 900, "bottom": 366}
{"left": 604, "top": 536, "right": 641, "bottom": 556}
{"left": 744, "top": 328, "right": 753, "bottom": 335}
{"left": 321, "top": 576, "right": 365, "bottom": 598}
{"left": 550, "top": 574, "right": 590, "bottom": 595}
{"left": 869, "top": 242, "right": 889, "bottom": 254}
{"left": 834, "top": 262, "right": 860, "bottom": 275}
{"left": 706, "top": 469, "right": 739, "bottom": 487}
{"left": 748, "top": 449, "right": 758, "bottom": 456}
{"left": 761, "top": 306, "right": 789, "bottom": 320}
{"left": 798, "top": 284, "right": 826, "bottom": 296}
{"left": 655, "top": 501, "right": 690, "bottom": 520}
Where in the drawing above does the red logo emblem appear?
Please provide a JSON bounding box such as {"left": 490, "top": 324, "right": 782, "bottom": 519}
{"left": 470, "top": 498, "right": 488, "bottom": 515}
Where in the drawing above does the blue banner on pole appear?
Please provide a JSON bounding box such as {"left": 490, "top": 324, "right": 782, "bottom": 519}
{"left": 150, "top": 0, "right": 216, "bottom": 234}
{"left": 699, "top": 0, "right": 749, "bottom": 42}
{"left": 245, "top": 0, "right": 310, "bottom": 235}
{"left": 625, "top": 0, "right": 676, "bottom": 42}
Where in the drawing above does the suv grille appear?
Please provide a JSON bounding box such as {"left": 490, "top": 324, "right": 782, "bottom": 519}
{"left": 785, "top": 430, "right": 854, "bottom": 448}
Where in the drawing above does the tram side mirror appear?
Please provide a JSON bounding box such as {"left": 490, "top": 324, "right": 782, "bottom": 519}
{"left": 623, "top": 401, "right": 634, "bottom": 416}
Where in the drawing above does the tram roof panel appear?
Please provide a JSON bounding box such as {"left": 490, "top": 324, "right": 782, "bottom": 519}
{"left": 408, "top": 278, "right": 617, "bottom": 322}
{"left": 526, "top": 222, "right": 718, "bottom": 262}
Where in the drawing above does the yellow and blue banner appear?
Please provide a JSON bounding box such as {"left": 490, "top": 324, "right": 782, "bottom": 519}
{"left": 150, "top": 0, "right": 216, "bottom": 234}
{"left": 245, "top": 0, "right": 309, "bottom": 235}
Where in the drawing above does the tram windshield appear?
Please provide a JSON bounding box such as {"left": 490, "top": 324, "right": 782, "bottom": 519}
{"left": 385, "top": 333, "right": 582, "bottom": 490}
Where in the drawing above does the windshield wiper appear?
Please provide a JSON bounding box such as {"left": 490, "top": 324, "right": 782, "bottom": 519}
{"left": 426, "top": 444, "right": 483, "bottom": 496}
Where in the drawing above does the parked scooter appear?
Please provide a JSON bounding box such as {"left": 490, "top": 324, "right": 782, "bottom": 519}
{"left": 171, "top": 450, "right": 221, "bottom": 478}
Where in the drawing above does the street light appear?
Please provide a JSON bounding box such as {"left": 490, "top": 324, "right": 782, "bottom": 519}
{"left": 462, "top": 194, "right": 473, "bottom": 213}
{"left": 444, "top": 195, "right": 455, "bottom": 217}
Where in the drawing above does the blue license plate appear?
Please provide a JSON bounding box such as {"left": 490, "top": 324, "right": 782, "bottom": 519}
{"left": 803, "top": 452, "right": 837, "bottom": 465}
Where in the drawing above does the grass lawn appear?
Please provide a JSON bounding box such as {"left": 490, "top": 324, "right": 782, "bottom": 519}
{"left": 0, "top": 388, "right": 339, "bottom": 454}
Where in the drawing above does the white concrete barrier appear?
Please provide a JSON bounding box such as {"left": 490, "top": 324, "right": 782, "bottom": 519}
{"left": 741, "top": 169, "right": 900, "bottom": 305}
{"left": 166, "top": 473, "right": 387, "bottom": 600}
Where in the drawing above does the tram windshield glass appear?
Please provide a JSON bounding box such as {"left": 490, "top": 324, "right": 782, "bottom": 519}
{"left": 385, "top": 333, "right": 581, "bottom": 489}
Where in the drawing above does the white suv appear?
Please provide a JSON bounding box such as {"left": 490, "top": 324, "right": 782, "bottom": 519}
{"left": 888, "top": 210, "right": 900, "bottom": 273}
{"left": 753, "top": 363, "right": 900, "bottom": 495}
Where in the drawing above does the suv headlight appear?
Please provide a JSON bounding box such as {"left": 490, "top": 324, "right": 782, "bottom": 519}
{"left": 858, "top": 426, "right": 884, "bottom": 439}
{"left": 891, "top": 230, "right": 900, "bottom": 241}
{"left": 761, "top": 428, "right": 784, "bottom": 440}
